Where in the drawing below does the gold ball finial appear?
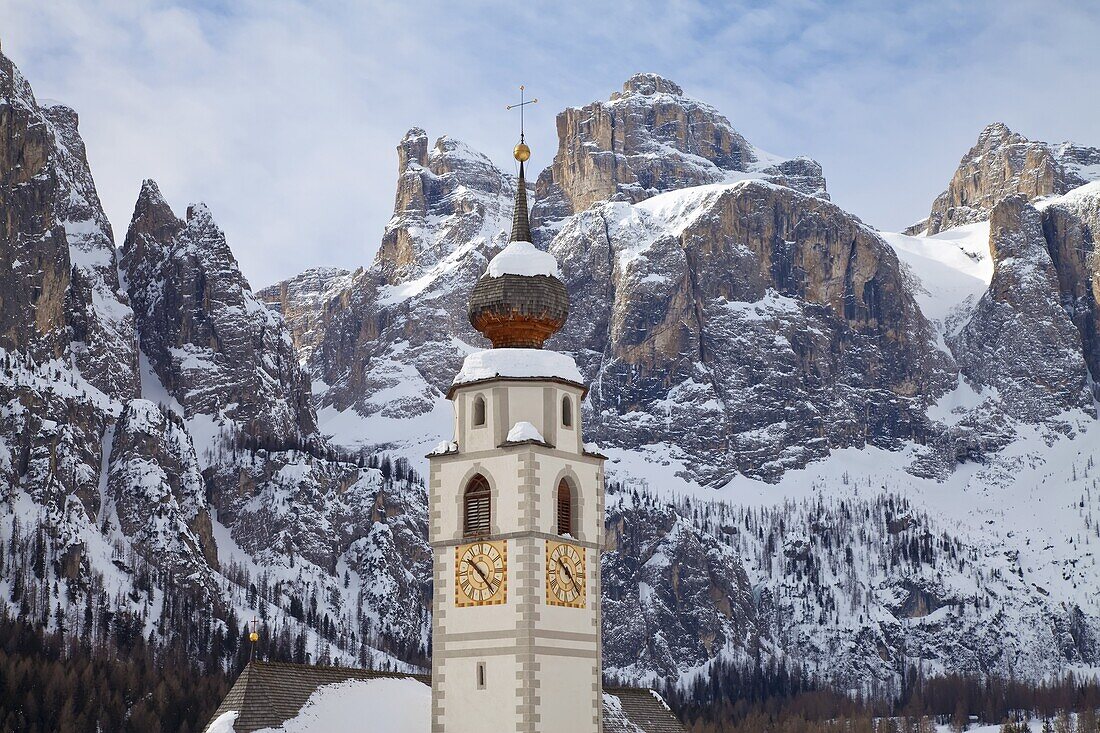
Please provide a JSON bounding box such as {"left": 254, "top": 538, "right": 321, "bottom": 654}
{"left": 249, "top": 631, "right": 259, "bottom": 643}
{"left": 513, "top": 142, "right": 531, "bottom": 162}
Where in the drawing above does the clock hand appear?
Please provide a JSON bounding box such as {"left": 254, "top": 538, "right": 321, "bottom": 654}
{"left": 556, "top": 558, "right": 577, "bottom": 590}
{"left": 468, "top": 559, "right": 491, "bottom": 586}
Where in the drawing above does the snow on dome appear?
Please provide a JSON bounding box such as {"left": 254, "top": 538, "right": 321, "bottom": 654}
{"left": 452, "top": 348, "right": 583, "bottom": 389}
{"left": 486, "top": 240, "right": 561, "bottom": 278}
{"left": 506, "top": 421, "right": 545, "bottom": 443}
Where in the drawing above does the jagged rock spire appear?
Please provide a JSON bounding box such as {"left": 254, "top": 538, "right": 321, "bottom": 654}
{"left": 510, "top": 161, "right": 532, "bottom": 242}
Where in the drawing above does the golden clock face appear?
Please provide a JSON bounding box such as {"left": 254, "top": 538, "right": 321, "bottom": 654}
{"left": 455, "top": 541, "right": 507, "bottom": 607}
{"left": 546, "top": 540, "right": 586, "bottom": 608}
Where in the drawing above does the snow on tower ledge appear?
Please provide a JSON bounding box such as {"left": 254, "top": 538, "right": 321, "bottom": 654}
{"left": 506, "top": 421, "right": 545, "bottom": 443}
{"left": 486, "top": 240, "right": 561, "bottom": 278}
{"left": 451, "top": 348, "right": 583, "bottom": 392}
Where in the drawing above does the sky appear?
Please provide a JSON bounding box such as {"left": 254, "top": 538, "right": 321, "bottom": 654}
{"left": 2, "top": 0, "right": 1098, "bottom": 288}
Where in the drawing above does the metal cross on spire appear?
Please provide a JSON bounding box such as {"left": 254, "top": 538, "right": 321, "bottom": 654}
{"left": 249, "top": 615, "right": 259, "bottom": 661}
{"left": 506, "top": 85, "right": 538, "bottom": 144}
{"left": 504, "top": 86, "right": 536, "bottom": 242}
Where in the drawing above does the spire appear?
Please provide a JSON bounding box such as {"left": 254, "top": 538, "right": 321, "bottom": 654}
{"left": 510, "top": 162, "right": 532, "bottom": 242}
{"left": 506, "top": 85, "right": 537, "bottom": 243}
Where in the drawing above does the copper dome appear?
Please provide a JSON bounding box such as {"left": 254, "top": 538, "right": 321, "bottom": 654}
{"left": 468, "top": 159, "right": 569, "bottom": 349}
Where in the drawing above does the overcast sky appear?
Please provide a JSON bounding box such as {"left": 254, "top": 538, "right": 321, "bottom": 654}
{"left": 2, "top": 0, "right": 1098, "bottom": 288}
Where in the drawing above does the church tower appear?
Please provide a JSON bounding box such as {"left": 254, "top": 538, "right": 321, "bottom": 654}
{"left": 428, "top": 132, "right": 605, "bottom": 733}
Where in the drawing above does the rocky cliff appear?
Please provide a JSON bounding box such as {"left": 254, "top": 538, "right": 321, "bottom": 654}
{"left": 121, "top": 181, "right": 316, "bottom": 443}
{"left": 549, "top": 181, "right": 953, "bottom": 484}
{"left": 531, "top": 73, "right": 828, "bottom": 233}
{"left": 258, "top": 266, "right": 355, "bottom": 366}
{"left": 298, "top": 130, "right": 515, "bottom": 438}
{"left": 910, "top": 123, "right": 1100, "bottom": 235}
{"left": 1041, "top": 182, "right": 1100, "bottom": 395}
{"left": 947, "top": 195, "right": 1094, "bottom": 423}
{"left": 0, "top": 48, "right": 137, "bottom": 399}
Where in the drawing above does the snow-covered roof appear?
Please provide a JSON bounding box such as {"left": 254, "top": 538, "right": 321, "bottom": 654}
{"left": 486, "top": 240, "right": 561, "bottom": 278}
{"left": 202, "top": 662, "right": 685, "bottom": 732}
{"left": 451, "top": 348, "right": 584, "bottom": 392}
{"left": 201, "top": 662, "right": 430, "bottom": 733}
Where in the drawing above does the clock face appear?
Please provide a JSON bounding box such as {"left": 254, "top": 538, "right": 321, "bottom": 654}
{"left": 455, "top": 541, "right": 507, "bottom": 607}
{"left": 546, "top": 540, "right": 586, "bottom": 608}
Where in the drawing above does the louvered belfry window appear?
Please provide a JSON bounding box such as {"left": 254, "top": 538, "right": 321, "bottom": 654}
{"left": 464, "top": 475, "right": 491, "bottom": 537}
{"left": 557, "top": 480, "right": 573, "bottom": 536}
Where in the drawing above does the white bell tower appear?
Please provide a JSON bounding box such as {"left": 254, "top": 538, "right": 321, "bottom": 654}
{"left": 428, "top": 127, "right": 605, "bottom": 733}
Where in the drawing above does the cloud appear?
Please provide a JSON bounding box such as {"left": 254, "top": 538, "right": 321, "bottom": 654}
{"left": 1, "top": 0, "right": 1097, "bottom": 287}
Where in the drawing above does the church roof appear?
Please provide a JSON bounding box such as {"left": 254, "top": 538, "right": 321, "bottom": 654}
{"left": 202, "top": 661, "right": 428, "bottom": 733}
{"left": 603, "top": 687, "right": 688, "bottom": 733}
{"left": 202, "top": 662, "right": 685, "bottom": 733}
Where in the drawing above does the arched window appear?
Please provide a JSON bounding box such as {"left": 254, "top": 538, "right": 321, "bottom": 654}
{"left": 561, "top": 395, "right": 573, "bottom": 428}
{"left": 464, "top": 475, "right": 491, "bottom": 537}
{"left": 556, "top": 480, "right": 573, "bottom": 536}
{"left": 473, "top": 396, "right": 486, "bottom": 427}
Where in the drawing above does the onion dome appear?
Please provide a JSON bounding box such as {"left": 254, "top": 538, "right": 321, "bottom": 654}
{"left": 468, "top": 145, "right": 569, "bottom": 349}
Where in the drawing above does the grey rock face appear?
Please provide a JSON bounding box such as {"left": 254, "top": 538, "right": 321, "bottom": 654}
{"left": 44, "top": 102, "right": 138, "bottom": 399}
{"left": 106, "top": 399, "right": 219, "bottom": 593}
{"left": 1041, "top": 186, "right": 1100, "bottom": 398}
{"left": 258, "top": 267, "right": 355, "bottom": 366}
{"left": 0, "top": 51, "right": 137, "bottom": 400}
{"left": 304, "top": 130, "right": 514, "bottom": 425}
{"left": 0, "top": 51, "right": 71, "bottom": 364}
{"left": 911, "top": 123, "right": 1100, "bottom": 235}
{"left": 121, "top": 181, "right": 316, "bottom": 441}
{"left": 377, "top": 129, "right": 515, "bottom": 286}
{"left": 1056, "top": 143, "right": 1100, "bottom": 190}
{"left": 948, "top": 195, "right": 1093, "bottom": 422}
{"left": 550, "top": 182, "right": 953, "bottom": 483}
{"left": 531, "top": 73, "right": 828, "bottom": 233}
{"left": 0, "top": 354, "right": 112, "bottom": 526}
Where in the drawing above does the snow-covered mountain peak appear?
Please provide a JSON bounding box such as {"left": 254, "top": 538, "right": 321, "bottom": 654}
{"left": 910, "top": 122, "right": 1100, "bottom": 235}
{"left": 615, "top": 72, "right": 685, "bottom": 98}
{"left": 375, "top": 127, "right": 515, "bottom": 287}
{"left": 121, "top": 182, "right": 316, "bottom": 447}
{"left": 531, "top": 71, "right": 828, "bottom": 233}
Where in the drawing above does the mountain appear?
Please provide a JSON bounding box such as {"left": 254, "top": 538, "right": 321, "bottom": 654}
{"left": 546, "top": 181, "right": 952, "bottom": 485}
{"left": 121, "top": 180, "right": 317, "bottom": 443}
{"left": 0, "top": 45, "right": 430, "bottom": 683}
{"left": 531, "top": 72, "right": 828, "bottom": 233}
{"left": 908, "top": 122, "right": 1100, "bottom": 235}
{"left": 264, "top": 76, "right": 1100, "bottom": 689}
{"left": 3, "top": 39, "right": 1100, "bottom": 712}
